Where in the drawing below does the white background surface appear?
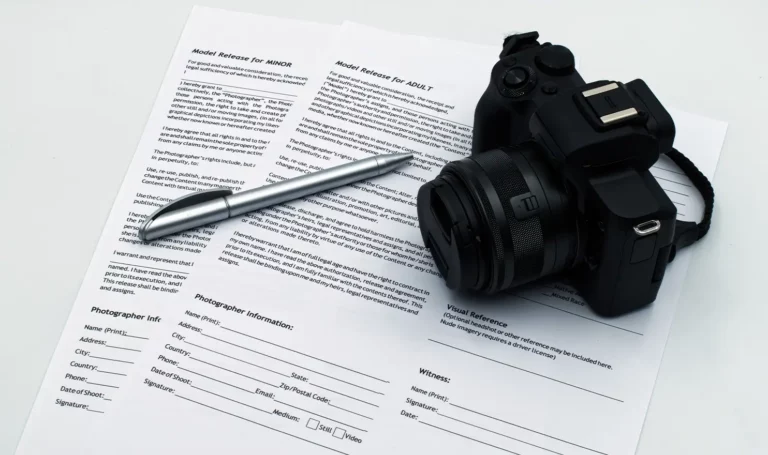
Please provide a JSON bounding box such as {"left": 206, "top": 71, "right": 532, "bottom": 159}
{"left": 0, "top": 1, "right": 765, "bottom": 454}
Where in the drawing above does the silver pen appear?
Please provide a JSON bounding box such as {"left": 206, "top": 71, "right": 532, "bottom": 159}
{"left": 138, "top": 153, "right": 413, "bottom": 241}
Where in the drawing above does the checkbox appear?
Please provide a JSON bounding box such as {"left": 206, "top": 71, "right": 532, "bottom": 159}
{"left": 333, "top": 427, "right": 346, "bottom": 439}
{"left": 306, "top": 418, "right": 320, "bottom": 430}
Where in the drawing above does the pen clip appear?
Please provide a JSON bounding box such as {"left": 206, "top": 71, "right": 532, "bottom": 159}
{"left": 142, "top": 187, "right": 233, "bottom": 224}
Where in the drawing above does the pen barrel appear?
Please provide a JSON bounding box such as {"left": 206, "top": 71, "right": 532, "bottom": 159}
{"left": 139, "top": 154, "right": 409, "bottom": 242}
{"left": 226, "top": 157, "right": 383, "bottom": 216}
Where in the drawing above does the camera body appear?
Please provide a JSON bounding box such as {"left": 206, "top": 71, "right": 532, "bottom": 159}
{"left": 418, "top": 32, "right": 679, "bottom": 316}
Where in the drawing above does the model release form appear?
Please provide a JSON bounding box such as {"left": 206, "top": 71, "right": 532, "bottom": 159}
{"left": 14, "top": 7, "right": 338, "bottom": 455}
{"left": 85, "top": 23, "right": 726, "bottom": 455}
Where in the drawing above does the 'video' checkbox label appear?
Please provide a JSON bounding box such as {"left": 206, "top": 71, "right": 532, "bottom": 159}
{"left": 306, "top": 418, "right": 320, "bottom": 430}
{"left": 333, "top": 427, "right": 346, "bottom": 439}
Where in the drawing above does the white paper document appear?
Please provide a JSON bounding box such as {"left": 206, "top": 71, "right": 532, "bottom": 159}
{"left": 14, "top": 7, "right": 338, "bottom": 455}
{"left": 85, "top": 22, "right": 726, "bottom": 455}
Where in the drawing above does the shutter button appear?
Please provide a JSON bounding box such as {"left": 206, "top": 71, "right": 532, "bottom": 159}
{"left": 535, "top": 45, "right": 575, "bottom": 76}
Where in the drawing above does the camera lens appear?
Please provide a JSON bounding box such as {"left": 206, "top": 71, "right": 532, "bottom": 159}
{"left": 417, "top": 146, "right": 581, "bottom": 293}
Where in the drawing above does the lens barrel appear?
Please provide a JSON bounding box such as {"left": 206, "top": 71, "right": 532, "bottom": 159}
{"left": 417, "top": 146, "right": 580, "bottom": 293}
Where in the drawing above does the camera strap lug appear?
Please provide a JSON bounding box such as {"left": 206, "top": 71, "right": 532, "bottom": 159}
{"left": 634, "top": 220, "right": 661, "bottom": 236}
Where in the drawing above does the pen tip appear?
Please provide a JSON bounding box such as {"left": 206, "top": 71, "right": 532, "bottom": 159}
{"left": 377, "top": 153, "right": 413, "bottom": 173}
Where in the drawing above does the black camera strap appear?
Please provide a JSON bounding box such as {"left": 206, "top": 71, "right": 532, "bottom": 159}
{"left": 666, "top": 147, "right": 715, "bottom": 261}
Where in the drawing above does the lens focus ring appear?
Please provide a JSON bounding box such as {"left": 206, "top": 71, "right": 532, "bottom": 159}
{"left": 471, "top": 149, "right": 545, "bottom": 288}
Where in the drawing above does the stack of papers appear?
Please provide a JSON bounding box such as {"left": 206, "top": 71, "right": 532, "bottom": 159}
{"left": 14, "top": 7, "right": 726, "bottom": 455}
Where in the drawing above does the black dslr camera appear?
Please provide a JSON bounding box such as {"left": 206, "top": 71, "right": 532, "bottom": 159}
{"left": 417, "top": 32, "right": 713, "bottom": 316}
